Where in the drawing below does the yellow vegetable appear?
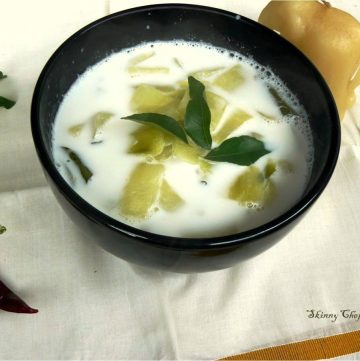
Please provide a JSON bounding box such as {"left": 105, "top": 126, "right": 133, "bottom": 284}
{"left": 131, "top": 84, "right": 183, "bottom": 120}
{"left": 68, "top": 123, "right": 84, "bottom": 137}
{"left": 228, "top": 166, "right": 276, "bottom": 208}
{"left": 213, "top": 108, "right": 251, "bottom": 144}
{"left": 128, "top": 66, "right": 169, "bottom": 75}
{"left": 199, "top": 159, "right": 213, "bottom": 176}
{"left": 154, "top": 144, "right": 173, "bottom": 161}
{"left": 265, "top": 159, "right": 277, "bottom": 178}
{"left": 206, "top": 91, "right": 227, "bottom": 131}
{"left": 213, "top": 65, "right": 245, "bottom": 91}
{"left": 159, "top": 180, "right": 184, "bottom": 211}
{"left": 131, "top": 85, "right": 176, "bottom": 112}
{"left": 176, "top": 88, "right": 190, "bottom": 123}
{"left": 259, "top": 0, "right": 360, "bottom": 119}
{"left": 173, "top": 139, "right": 204, "bottom": 164}
{"left": 128, "top": 51, "right": 154, "bottom": 65}
{"left": 264, "top": 159, "right": 294, "bottom": 178}
{"left": 191, "top": 67, "right": 224, "bottom": 81}
{"left": 120, "top": 163, "right": 164, "bottom": 218}
{"left": 128, "top": 126, "right": 166, "bottom": 157}
{"left": 91, "top": 112, "right": 113, "bottom": 141}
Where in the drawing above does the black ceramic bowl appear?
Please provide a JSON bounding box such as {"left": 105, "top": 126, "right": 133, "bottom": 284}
{"left": 31, "top": 4, "right": 340, "bottom": 273}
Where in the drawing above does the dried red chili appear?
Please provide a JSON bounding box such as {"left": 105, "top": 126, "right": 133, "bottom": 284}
{"left": 0, "top": 280, "right": 38, "bottom": 314}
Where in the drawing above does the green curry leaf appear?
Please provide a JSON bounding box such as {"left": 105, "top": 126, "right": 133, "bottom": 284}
{"left": 62, "top": 147, "right": 93, "bottom": 183}
{"left": 205, "top": 135, "right": 270, "bottom": 165}
{"left": 122, "top": 113, "right": 188, "bottom": 144}
{"left": 184, "top": 76, "right": 212, "bottom": 150}
{"left": 0, "top": 96, "right": 16, "bottom": 109}
{"left": 0, "top": 225, "right": 6, "bottom": 234}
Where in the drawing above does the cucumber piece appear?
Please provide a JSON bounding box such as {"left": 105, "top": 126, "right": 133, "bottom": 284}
{"left": 228, "top": 166, "right": 276, "bottom": 208}
{"left": 92, "top": 112, "right": 113, "bottom": 142}
{"left": 264, "top": 159, "right": 294, "bottom": 177}
{"left": 157, "top": 88, "right": 186, "bottom": 120}
{"left": 176, "top": 89, "right": 190, "bottom": 123}
{"left": 128, "top": 51, "right": 154, "bottom": 65}
{"left": 173, "top": 139, "right": 203, "bottom": 164}
{"left": 213, "top": 108, "right": 251, "bottom": 144}
{"left": 68, "top": 123, "right": 84, "bottom": 137}
{"left": 213, "top": 65, "right": 245, "bottom": 91}
{"left": 191, "top": 67, "right": 224, "bottom": 81}
{"left": 199, "top": 159, "right": 213, "bottom": 176}
{"left": 159, "top": 180, "right": 184, "bottom": 212}
{"left": 128, "top": 66, "right": 169, "bottom": 76}
{"left": 128, "top": 125, "right": 166, "bottom": 157}
{"left": 206, "top": 91, "right": 227, "bottom": 131}
{"left": 177, "top": 79, "right": 188, "bottom": 89}
{"left": 131, "top": 85, "right": 178, "bottom": 113}
{"left": 155, "top": 144, "right": 173, "bottom": 161}
{"left": 120, "top": 163, "right": 164, "bottom": 218}
{"left": 265, "top": 159, "right": 277, "bottom": 178}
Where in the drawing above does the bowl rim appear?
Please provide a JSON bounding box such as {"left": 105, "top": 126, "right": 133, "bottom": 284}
{"left": 31, "top": 3, "right": 341, "bottom": 250}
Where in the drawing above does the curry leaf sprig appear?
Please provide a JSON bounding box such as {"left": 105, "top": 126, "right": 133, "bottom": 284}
{"left": 122, "top": 76, "right": 271, "bottom": 166}
{"left": 0, "top": 71, "right": 16, "bottom": 109}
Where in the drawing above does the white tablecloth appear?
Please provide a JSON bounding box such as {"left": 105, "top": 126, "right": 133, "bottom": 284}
{"left": 1, "top": 0, "right": 360, "bottom": 359}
